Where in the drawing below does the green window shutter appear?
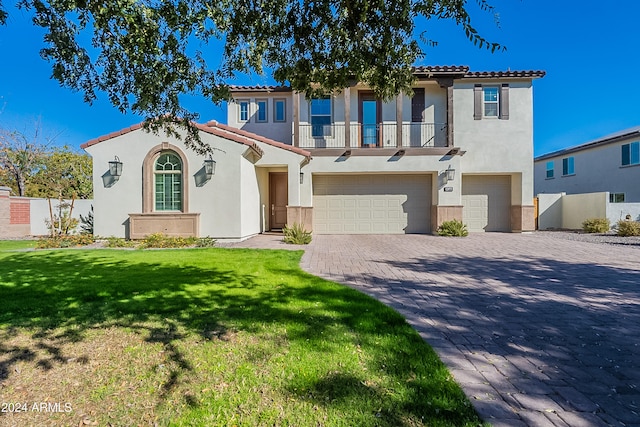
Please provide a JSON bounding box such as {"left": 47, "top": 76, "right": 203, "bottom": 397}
{"left": 473, "top": 85, "right": 482, "bottom": 120}
{"left": 499, "top": 84, "right": 509, "bottom": 120}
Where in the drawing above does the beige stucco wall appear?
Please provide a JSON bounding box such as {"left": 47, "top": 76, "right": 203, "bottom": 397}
{"left": 85, "top": 127, "right": 307, "bottom": 239}
{"left": 227, "top": 94, "right": 294, "bottom": 145}
{"left": 455, "top": 80, "right": 535, "bottom": 206}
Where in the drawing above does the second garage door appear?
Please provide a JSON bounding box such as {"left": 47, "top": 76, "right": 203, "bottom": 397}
{"left": 462, "top": 175, "right": 511, "bottom": 232}
{"left": 313, "top": 174, "right": 431, "bottom": 234}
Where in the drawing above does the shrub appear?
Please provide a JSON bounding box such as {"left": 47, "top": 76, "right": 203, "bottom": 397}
{"left": 36, "top": 234, "right": 95, "bottom": 249}
{"left": 582, "top": 218, "right": 610, "bottom": 233}
{"left": 105, "top": 236, "right": 137, "bottom": 248}
{"left": 616, "top": 220, "right": 640, "bottom": 237}
{"left": 437, "top": 219, "right": 469, "bottom": 237}
{"left": 283, "top": 223, "right": 312, "bottom": 245}
{"left": 195, "top": 236, "right": 217, "bottom": 247}
{"left": 139, "top": 233, "right": 198, "bottom": 249}
{"left": 79, "top": 205, "right": 94, "bottom": 235}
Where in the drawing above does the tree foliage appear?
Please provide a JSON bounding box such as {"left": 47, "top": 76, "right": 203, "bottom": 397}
{"left": 0, "top": 124, "right": 51, "bottom": 196}
{"left": 3, "top": 0, "right": 503, "bottom": 152}
{"left": 0, "top": 125, "right": 92, "bottom": 198}
{"left": 30, "top": 147, "right": 93, "bottom": 199}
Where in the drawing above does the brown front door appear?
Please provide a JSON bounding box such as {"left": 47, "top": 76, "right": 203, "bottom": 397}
{"left": 269, "top": 172, "right": 288, "bottom": 229}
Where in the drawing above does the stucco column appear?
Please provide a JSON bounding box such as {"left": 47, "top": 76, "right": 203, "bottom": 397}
{"left": 293, "top": 92, "right": 300, "bottom": 147}
{"left": 344, "top": 88, "right": 351, "bottom": 148}
{"left": 396, "top": 94, "right": 403, "bottom": 148}
{"left": 437, "top": 78, "right": 454, "bottom": 147}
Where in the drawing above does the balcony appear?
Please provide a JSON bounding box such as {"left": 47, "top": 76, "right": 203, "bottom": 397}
{"left": 297, "top": 123, "right": 448, "bottom": 152}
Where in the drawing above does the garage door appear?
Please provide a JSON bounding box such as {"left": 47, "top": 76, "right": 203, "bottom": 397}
{"left": 462, "top": 175, "right": 511, "bottom": 232}
{"left": 313, "top": 175, "right": 431, "bottom": 234}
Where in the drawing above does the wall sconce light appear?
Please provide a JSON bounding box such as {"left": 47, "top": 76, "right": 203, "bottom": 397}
{"left": 204, "top": 155, "right": 216, "bottom": 177}
{"left": 109, "top": 156, "right": 123, "bottom": 177}
{"left": 299, "top": 172, "right": 304, "bottom": 184}
{"left": 445, "top": 166, "right": 456, "bottom": 182}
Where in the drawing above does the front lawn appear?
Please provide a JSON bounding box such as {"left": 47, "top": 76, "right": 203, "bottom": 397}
{"left": 0, "top": 248, "right": 484, "bottom": 426}
{"left": 0, "top": 240, "right": 36, "bottom": 251}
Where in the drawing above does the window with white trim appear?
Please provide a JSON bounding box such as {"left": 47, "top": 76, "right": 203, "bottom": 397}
{"left": 483, "top": 87, "right": 499, "bottom": 117}
{"left": 610, "top": 193, "right": 625, "bottom": 203}
{"left": 155, "top": 151, "right": 182, "bottom": 211}
{"left": 238, "top": 100, "right": 250, "bottom": 122}
{"left": 546, "top": 161, "right": 554, "bottom": 179}
{"left": 622, "top": 141, "right": 639, "bottom": 166}
{"left": 310, "top": 96, "right": 332, "bottom": 137}
{"left": 256, "top": 99, "right": 268, "bottom": 122}
{"left": 274, "top": 99, "right": 286, "bottom": 122}
{"left": 562, "top": 157, "right": 575, "bottom": 176}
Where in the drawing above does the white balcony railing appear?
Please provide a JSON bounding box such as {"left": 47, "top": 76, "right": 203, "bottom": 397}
{"left": 297, "top": 123, "right": 447, "bottom": 149}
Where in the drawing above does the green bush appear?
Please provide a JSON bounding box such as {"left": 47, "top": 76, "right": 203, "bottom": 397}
{"left": 105, "top": 236, "right": 137, "bottom": 248}
{"left": 195, "top": 236, "right": 217, "bottom": 247}
{"left": 582, "top": 218, "right": 610, "bottom": 233}
{"left": 36, "top": 234, "right": 95, "bottom": 249}
{"left": 283, "top": 223, "right": 312, "bottom": 245}
{"left": 139, "top": 233, "right": 199, "bottom": 249}
{"left": 437, "top": 219, "right": 468, "bottom": 237}
{"left": 616, "top": 220, "right": 640, "bottom": 237}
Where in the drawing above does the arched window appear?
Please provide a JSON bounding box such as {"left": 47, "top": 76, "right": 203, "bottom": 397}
{"left": 154, "top": 151, "right": 182, "bottom": 211}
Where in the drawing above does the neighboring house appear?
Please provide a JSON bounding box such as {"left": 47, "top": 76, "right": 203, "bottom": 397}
{"left": 534, "top": 126, "right": 640, "bottom": 203}
{"left": 83, "top": 66, "right": 544, "bottom": 239}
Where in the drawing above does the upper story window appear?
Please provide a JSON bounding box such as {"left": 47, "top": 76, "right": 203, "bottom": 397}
{"left": 483, "top": 87, "right": 499, "bottom": 117}
{"left": 274, "top": 99, "right": 286, "bottom": 122}
{"left": 562, "top": 156, "right": 575, "bottom": 176}
{"left": 155, "top": 151, "right": 182, "bottom": 211}
{"left": 610, "top": 193, "right": 625, "bottom": 203}
{"left": 622, "top": 141, "right": 639, "bottom": 166}
{"left": 474, "top": 84, "right": 509, "bottom": 120}
{"left": 238, "top": 100, "right": 250, "bottom": 122}
{"left": 256, "top": 99, "right": 268, "bottom": 122}
{"left": 546, "top": 161, "right": 554, "bottom": 179}
{"left": 310, "top": 96, "right": 332, "bottom": 137}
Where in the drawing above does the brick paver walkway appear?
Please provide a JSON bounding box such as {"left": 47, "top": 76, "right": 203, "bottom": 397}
{"left": 227, "top": 233, "right": 640, "bottom": 427}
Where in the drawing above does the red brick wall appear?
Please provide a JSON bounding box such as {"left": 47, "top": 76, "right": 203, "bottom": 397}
{"left": 10, "top": 199, "right": 31, "bottom": 225}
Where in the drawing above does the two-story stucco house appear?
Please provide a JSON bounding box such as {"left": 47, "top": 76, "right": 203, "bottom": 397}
{"left": 534, "top": 126, "right": 640, "bottom": 203}
{"left": 83, "top": 66, "right": 544, "bottom": 239}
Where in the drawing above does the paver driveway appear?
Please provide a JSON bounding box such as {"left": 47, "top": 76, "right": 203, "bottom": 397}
{"left": 231, "top": 233, "right": 640, "bottom": 426}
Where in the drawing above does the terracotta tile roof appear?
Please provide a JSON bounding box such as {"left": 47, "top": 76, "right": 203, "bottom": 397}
{"left": 205, "top": 121, "right": 312, "bottom": 159}
{"left": 412, "top": 65, "right": 470, "bottom": 75}
{"left": 81, "top": 123, "right": 145, "bottom": 149}
{"left": 227, "top": 67, "right": 545, "bottom": 93}
{"left": 228, "top": 85, "right": 292, "bottom": 92}
{"left": 465, "top": 70, "right": 546, "bottom": 79}
{"left": 535, "top": 126, "right": 640, "bottom": 161}
{"left": 81, "top": 120, "right": 312, "bottom": 160}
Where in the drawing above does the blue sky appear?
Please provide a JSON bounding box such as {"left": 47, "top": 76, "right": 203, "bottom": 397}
{"left": 0, "top": 1, "right": 638, "bottom": 156}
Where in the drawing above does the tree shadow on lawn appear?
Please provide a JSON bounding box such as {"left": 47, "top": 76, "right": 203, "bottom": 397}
{"left": 0, "top": 249, "right": 480, "bottom": 426}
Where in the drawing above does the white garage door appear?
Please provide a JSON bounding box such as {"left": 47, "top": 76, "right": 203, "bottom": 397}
{"left": 313, "top": 175, "right": 431, "bottom": 234}
{"left": 462, "top": 175, "right": 511, "bottom": 232}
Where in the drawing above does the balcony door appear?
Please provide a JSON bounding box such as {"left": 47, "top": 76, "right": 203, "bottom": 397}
{"left": 358, "top": 92, "right": 381, "bottom": 147}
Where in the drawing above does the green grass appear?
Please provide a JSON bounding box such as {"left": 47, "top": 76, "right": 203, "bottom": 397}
{"left": 0, "top": 248, "right": 485, "bottom": 426}
{"left": 0, "top": 239, "right": 36, "bottom": 251}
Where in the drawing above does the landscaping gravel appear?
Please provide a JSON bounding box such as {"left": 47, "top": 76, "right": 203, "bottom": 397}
{"left": 534, "top": 230, "right": 640, "bottom": 247}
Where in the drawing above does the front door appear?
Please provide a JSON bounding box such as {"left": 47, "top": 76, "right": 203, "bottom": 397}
{"left": 269, "top": 172, "right": 288, "bottom": 230}
{"left": 359, "top": 92, "right": 381, "bottom": 147}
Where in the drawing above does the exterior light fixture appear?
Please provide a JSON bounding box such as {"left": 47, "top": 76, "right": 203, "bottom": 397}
{"left": 109, "top": 156, "right": 123, "bottom": 177}
{"left": 204, "top": 155, "right": 216, "bottom": 177}
{"left": 445, "top": 166, "right": 456, "bottom": 182}
{"left": 299, "top": 172, "right": 304, "bottom": 184}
